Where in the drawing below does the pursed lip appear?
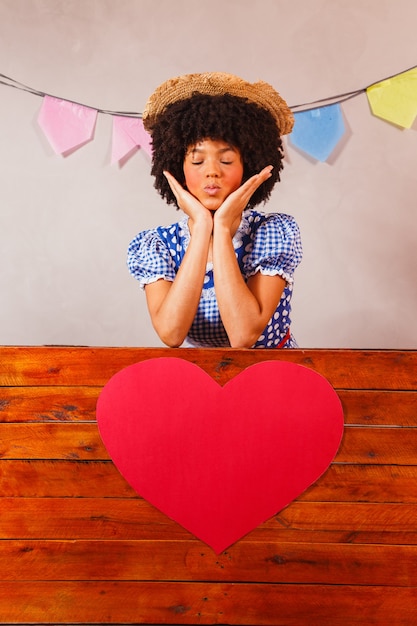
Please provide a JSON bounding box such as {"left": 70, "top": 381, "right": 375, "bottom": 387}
{"left": 204, "top": 185, "right": 221, "bottom": 195}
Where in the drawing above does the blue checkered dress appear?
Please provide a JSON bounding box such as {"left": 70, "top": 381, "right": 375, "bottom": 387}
{"left": 127, "top": 209, "right": 302, "bottom": 348}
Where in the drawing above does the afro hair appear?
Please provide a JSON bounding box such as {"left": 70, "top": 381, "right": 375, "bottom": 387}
{"left": 147, "top": 93, "right": 285, "bottom": 209}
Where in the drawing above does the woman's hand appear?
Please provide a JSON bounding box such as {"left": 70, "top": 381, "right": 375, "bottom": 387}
{"left": 213, "top": 165, "right": 273, "bottom": 233}
{"left": 164, "top": 166, "right": 273, "bottom": 234}
{"left": 163, "top": 171, "right": 213, "bottom": 230}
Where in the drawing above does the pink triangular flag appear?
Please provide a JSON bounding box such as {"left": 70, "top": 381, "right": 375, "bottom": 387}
{"left": 111, "top": 116, "right": 152, "bottom": 164}
{"left": 38, "top": 95, "right": 98, "bottom": 154}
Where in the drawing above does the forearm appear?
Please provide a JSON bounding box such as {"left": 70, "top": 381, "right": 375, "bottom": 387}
{"left": 147, "top": 223, "right": 211, "bottom": 347}
{"left": 212, "top": 225, "right": 266, "bottom": 348}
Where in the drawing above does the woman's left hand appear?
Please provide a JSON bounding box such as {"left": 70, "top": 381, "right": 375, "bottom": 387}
{"left": 214, "top": 165, "right": 273, "bottom": 233}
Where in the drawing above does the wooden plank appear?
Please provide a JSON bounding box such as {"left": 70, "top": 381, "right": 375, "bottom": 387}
{"left": 0, "top": 386, "right": 98, "bottom": 423}
{"left": 2, "top": 386, "right": 416, "bottom": 426}
{"left": 0, "top": 423, "right": 110, "bottom": 460}
{"left": 336, "top": 426, "right": 417, "bottom": 465}
{"left": 0, "top": 459, "right": 137, "bottom": 498}
{"left": 338, "top": 389, "right": 417, "bottom": 426}
{"left": 1, "top": 539, "right": 416, "bottom": 586}
{"left": 1, "top": 346, "right": 416, "bottom": 389}
{"left": 302, "top": 463, "right": 417, "bottom": 503}
{"left": 1, "top": 498, "right": 417, "bottom": 543}
{"left": 0, "top": 497, "right": 189, "bottom": 541}
{"left": 0, "top": 581, "right": 416, "bottom": 625}
{"left": 2, "top": 460, "right": 416, "bottom": 503}
{"left": 274, "top": 501, "right": 417, "bottom": 536}
{"left": 1, "top": 422, "right": 417, "bottom": 465}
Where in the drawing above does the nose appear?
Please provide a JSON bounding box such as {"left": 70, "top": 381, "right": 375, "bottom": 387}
{"left": 204, "top": 158, "right": 221, "bottom": 177}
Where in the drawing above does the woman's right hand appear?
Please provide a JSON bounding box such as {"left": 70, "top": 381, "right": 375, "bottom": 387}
{"left": 163, "top": 171, "right": 213, "bottom": 230}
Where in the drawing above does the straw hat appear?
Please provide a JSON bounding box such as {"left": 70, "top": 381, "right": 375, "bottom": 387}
{"left": 142, "top": 72, "right": 294, "bottom": 135}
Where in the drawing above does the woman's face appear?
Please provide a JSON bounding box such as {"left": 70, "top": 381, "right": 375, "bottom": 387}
{"left": 183, "top": 138, "right": 244, "bottom": 211}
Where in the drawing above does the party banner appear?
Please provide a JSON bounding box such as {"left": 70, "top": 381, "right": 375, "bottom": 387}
{"left": 0, "top": 66, "right": 414, "bottom": 165}
{"left": 367, "top": 67, "right": 417, "bottom": 129}
{"left": 38, "top": 95, "right": 98, "bottom": 154}
{"left": 290, "top": 103, "right": 345, "bottom": 162}
{"left": 111, "top": 116, "right": 152, "bottom": 164}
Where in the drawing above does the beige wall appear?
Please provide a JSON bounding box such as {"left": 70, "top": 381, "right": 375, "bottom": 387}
{"left": 0, "top": 0, "right": 416, "bottom": 348}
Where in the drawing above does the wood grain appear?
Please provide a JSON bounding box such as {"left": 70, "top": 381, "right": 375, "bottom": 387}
{"left": 1, "top": 346, "right": 416, "bottom": 389}
{"left": 1, "top": 498, "right": 417, "bottom": 543}
{"left": 1, "top": 539, "right": 416, "bottom": 586}
{"left": 0, "top": 581, "right": 416, "bottom": 625}
{"left": 2, "top": 460, "right": 416, "bottom": 502}
{"left": 1, "top": 422, "right": 417, "bottom": 465}
{"left": 0, "top": 346, "right": 416, "bottom": 625}
{"left": 2, "top": 386, "right": 416, "bottom": 425}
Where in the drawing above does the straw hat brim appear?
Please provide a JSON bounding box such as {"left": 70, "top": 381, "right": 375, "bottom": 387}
{"left": 143, "top": 72, "right": 294, "bottom": 135}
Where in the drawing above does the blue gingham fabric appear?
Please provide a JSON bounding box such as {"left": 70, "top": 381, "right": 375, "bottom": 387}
{"left": 127, "top": 208, "right": 302, "bottom": 348}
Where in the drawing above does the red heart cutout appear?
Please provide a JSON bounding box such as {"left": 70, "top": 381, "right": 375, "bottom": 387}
{"left": 97, "top": 358, "right": 344, "bottom": 553}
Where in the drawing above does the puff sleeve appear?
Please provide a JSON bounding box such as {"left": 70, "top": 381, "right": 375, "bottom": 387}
{"left": 127, "top": 228, "right": 177, "bottom": 289}
{"left": 242, "top": 213, "right": 302, "bottom": 284}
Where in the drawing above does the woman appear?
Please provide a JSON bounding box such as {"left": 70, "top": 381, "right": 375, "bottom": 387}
{"left": 128, "top": 72, "right": 302, "bottom": 348}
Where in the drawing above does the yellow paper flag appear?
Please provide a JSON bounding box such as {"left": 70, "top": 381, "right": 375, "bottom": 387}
{"left": 367, "top": 67, "right": 417, "bottom": 128}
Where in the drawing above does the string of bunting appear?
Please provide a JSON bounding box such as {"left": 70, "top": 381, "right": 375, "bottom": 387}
{"left": 1, "top": 64, "right": 416, "bottom": 164}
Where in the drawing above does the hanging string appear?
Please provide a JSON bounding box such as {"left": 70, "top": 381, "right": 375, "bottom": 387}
{"left": 290, "top": 90, "right": 363, "bottom": 112}
{"left": 0, "top": 63, "right": 416, "bottom": 117}
{"left": 289, "top": 63, "right": 417, "bottom": 111}
{"left": 0, "top": 72, "right": 143, "bottom": 118}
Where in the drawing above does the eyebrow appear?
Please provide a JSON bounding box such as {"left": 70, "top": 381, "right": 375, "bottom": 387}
{"left": 189, "top": 145, "right": 237, "bottom": 155}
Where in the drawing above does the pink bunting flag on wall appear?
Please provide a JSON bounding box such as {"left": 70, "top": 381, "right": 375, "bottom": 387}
{"left": 111, "top": 116, "right": 152, "bottom": 164}
{"left": 37, "top": 95, "right": 98, "bottom": 154}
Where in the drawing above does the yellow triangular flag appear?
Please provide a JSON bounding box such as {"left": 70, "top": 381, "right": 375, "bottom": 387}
{"left": 367, "top": 67, "right": 417, "bottom": 128}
